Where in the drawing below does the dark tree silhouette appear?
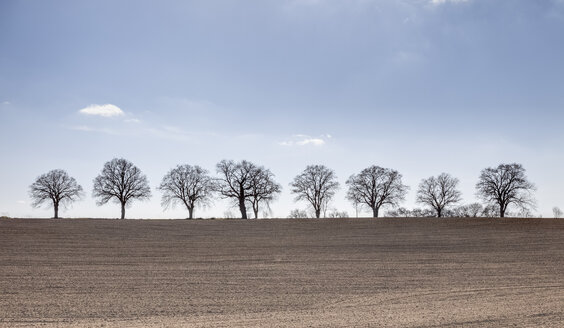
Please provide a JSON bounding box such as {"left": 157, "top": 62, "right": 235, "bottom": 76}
{"left": 158, "top": 165, "right": 215, "bottom": 219}
{"left": 92, "top": 158, "right": 151, "bottom": 219}
{"left": 476, "top": 163, "right": 535, "bottom": 218}
{"left": 346, "top": 165, "right": 408, "bottom": 218}
{"left": 416, "top": 173, "right": 462, "bottom": 217}
{"left": 247, "top": 167, "right": 282, "bottom": 219}
{"left": 216, "top": 160, "right": 278, "bottom": 219}
{"left": 29, "top": 169, "right": 83, "bottom": 218}
{"left": 290, "top": 165, "right": 339, "bottom": 219}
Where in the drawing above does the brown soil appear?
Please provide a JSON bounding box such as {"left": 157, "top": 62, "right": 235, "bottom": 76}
{"left": 0, "top": 217, "right": 563, "bottom": 327}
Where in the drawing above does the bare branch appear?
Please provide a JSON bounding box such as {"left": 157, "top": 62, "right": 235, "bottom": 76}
{"left": 92, "top": 158, "right": 151, "bottom": 219}
{"left": 476, "top": 163, "right": 536, "bottom": 218}
{"left": 158, "top": 164, "right": 215, "bottom": 219}
{"left": 215, "top": 160, "right": 280, "bottom": 219}
{"left": 416, "top": 173, "right": 462, "bottom": 217}
{"left": 346, "top": 165, "right": 408, "bottom": 218}
{"left": 29, "top": 169, "right": 83, "bottom": 218}
{"left": 246, "top": 166, "right": 282, "bottom": 219}
{"left": 290, "top": 165, "right": 339, "bottom": 219}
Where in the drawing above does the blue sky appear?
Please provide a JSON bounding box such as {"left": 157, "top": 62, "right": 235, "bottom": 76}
{"left": 1, "top": 0, "right": 563, "bottom": 218}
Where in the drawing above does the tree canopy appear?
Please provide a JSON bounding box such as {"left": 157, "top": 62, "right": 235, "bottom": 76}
{"left": 29, "top": 169, "right": 83, "bottom": 219}
{"left": 476, "top": 163, "right": 535, "bottom": 218}
{"left": 92, "top": 158, "right": 151, "bottom": 219}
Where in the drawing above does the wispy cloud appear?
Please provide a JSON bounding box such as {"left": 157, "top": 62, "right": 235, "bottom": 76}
{"left": 145, "top": 125, "right": 196, "bottom": 142}
{"left": 2, "top": 101, "right": 10, "bottom": 105}
{"left": 124, "top": 118, "right": 141, "bottom": 123}
{"left": 279, "top": 134, "right": 331, "bottom": 146}
{"left": 69, "top": 125, "right": 120, "bottom": 135}
{"left": 79, "top": 104, "right": 124, "bottom": 117}
{"left": 69, "top": 122, "right": 196, "bottom": 142}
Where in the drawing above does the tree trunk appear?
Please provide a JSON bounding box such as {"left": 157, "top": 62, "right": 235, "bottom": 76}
{"left": 239, "top": 197, "right": 247, "bottom": 219}
{"left": 437, "top": 208, "right": 442, "bottom": 218}
{"left": 253, "top": 205, "right": 259, "bottom": 219}
{"left": 372, "top": 207, "right": 379, "bottom": 218}
{"left": 500, "top": 206, "right": 505, "bottom": 218}
{"left": 121, "top": 202, "right": 126, "bottom": 219}
{"left": 188, "top": 207, "right": 194, "bottom": 219}
{"left": 53, "top": 202, "right": 59, "bottom": 219}
{"left": 315, "top": 208, "right": 321, "bottom": 219}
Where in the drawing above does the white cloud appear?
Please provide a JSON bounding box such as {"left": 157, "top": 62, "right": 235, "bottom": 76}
{"left": 279, "top": 134, "right": 329, "bottom": 146}
{"left": 17, "top": 200, "right": 25, "bottom": 204}
{"left": 124, "top": 118, "right": 141, "bottom": 123}
{"left": 297, "top": 138, "right": 325, "bottom": 146}
{"left": 79, "top": 104, "right": 124, "bottom": 117}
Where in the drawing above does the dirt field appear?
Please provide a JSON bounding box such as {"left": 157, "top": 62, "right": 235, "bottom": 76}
{"left": 0, "top": 218, "right": 563, "bottom": 327}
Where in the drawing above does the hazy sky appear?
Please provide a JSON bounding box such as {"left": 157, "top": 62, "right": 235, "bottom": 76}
{"left": 1, "top": 0, "right": 563, "bottom": 218}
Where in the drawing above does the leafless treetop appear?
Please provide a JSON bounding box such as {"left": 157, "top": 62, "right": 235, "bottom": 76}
{"left": 416, "top": 173, "right": 462, "bottom": 217}
{"left": 290, "top": 164, "right": 339, "bottom": 219}
{"left": 215, "top": 160, "right": 265, "bottom": 219}
{"left": 476, "top": 163, "right": 535, "bottom": 218}
{"left": 346, "top": 166, "right": 408, "bottom": 217}
{"left": 92, "top": 158, "right": 151, "bottom": 219}
{"left": 158, "top": 164, "right": 215, "bottom": 219}
{"left": 247, "top": 166, "right": 281, "bottom": 218}
{"left": 29, "top": 169, "right": 83, "bottom": 218}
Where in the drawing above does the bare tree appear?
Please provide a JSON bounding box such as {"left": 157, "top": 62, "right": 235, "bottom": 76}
{"left": 475, "top": 163, "right": 536, "bottom": 218}
{"left": 29, "top": 169, "right": 83, "bottom": 218}
{"left": 92, "top": 158, "right": 151, "bottom": 219}
{"left": 327, "top": 209, "right": 349, "bottom": 218}
{"left": 411, "top": 207, "right": 435, "bottom": 217}
{"left": 247, "top": 167, "right": 282, "bottom": 219}
{"left": 553, "top": 206, "right": 562, "bottom": 218}
{"left": 288, "top": 208, "right": 309, "bottom": 219}
{"left": 481, "top": 204, "right": 498, "bottom": 218}
{"left": 416, "top": 173, "right": 462, "bottom": 217}
{"left": 158, "top": 165, "right": 215, "bottom": 219}
{"left": 447, "top": 204, "right": 482, "bottom": 217}
{"left": 216, "top": 160, "right": 279, "bottom": 219}
{"left": 346, "top": 166, "right": 408, "bottom": 218}
{"left": 290, "top": 165, "right": 339, "bottom": 218}
{"left": 215, "top": 160, "right": 253, "bottom": 219}
{"left": 467, "top": 203, "right": 484, "bottom": 217}
{"left": 444, "top": 203, "right": 482, "bottom": 218}
{"left": 386, "top": 207, "right": 434, "bottom": 218}
{"left": 446, "top": 205, "right": 468, "bottom": 218}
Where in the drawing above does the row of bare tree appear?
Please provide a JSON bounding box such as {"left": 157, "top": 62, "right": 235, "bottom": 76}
{"left": 386, "top": 203, "right": 531, "bottom": 218}
{"left": 29, "top": 159, "right": 537, "bottom": 219}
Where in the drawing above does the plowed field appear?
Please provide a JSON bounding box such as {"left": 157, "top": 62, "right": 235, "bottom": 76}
{"left": 1, "top": 218, "right": 563, "bottom": 327}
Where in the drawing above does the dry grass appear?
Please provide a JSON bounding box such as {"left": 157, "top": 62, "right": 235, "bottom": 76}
{"left": 0, "top": 217, "right": 563, "bottom": 327}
